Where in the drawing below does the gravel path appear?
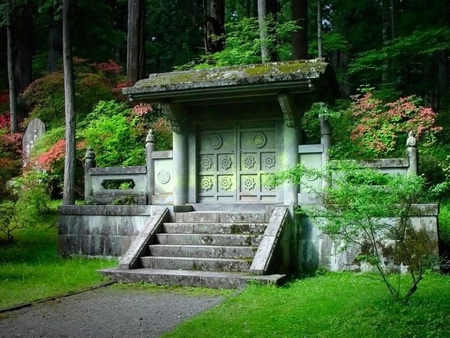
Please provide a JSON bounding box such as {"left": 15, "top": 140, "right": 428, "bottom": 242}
{"left": 0, "top": 286, "right": 225, "bottom": 338}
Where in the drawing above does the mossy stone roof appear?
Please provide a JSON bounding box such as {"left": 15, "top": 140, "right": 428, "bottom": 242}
{"left": 123, "top": 60, "right": 337, "bottom": 103}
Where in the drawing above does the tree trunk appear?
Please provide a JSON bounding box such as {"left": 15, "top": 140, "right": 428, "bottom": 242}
{"left": 12, "top": 5, "right": 32, "bottom": 94}
{"left": 6, "top": 11, "right": 18, "bottom": 133}
{"left": 291, "top": 0, "right": 308, "bottom": 60}
{"left": 266, "top": 0, "right": 278, "bottom": 61}
{"left": 257, "top": 0, "right": 270, "bottom": 62}
{"left": 62, "top": 0, "right": 76, "bottom": 205}
{"left": 317, "top": 0, "right": 322, "bottom": 58}
{"left": 126, "top": 0, "right": 145, "bottom": 86}
{"left": 206, "top": 0, "right": 225, "bottom": 53}
{"left": 48, "top": 9, "right": 62, "bottom": 73}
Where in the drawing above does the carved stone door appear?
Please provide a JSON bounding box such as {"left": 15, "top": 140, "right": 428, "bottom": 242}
{"left": 198, "top": 123, "right": 277, "bottom": 203}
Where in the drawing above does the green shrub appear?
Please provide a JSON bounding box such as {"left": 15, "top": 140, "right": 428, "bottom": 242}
{"left": 80, "top": 100, "right": 145, "bottom": 167}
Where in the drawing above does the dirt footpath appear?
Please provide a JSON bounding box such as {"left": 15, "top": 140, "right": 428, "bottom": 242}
{"left": 0, "top": 285, "right": 225, "bottom": 338}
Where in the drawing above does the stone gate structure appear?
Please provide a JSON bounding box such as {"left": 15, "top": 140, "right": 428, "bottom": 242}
{"left": 58, "top": 60, "right": 439, "bottom": 288}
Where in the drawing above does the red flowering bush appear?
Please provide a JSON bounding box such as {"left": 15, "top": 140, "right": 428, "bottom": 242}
{"left": 0, "top": 113, "right": 23, "bottom": 200}
{"left": 326, "top": 90, "right": 441, "bottom": 159}
{"left": 94, "top": 59, "right": 122, "bottom": 75}
{"left": 350, "top": 92, "right": 441, "bottom": 156}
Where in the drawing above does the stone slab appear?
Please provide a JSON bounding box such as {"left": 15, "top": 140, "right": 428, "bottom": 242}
{"left": 99, "top": 268, "right": 286, "bottom": 289}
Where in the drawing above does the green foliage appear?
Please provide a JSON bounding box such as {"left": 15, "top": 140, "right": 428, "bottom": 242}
{"left": 272, "top": 161, "right": 437, "bottom": 301}
{"left": 309, "top": 32, "right": 350, "bottom": 56}
{"left": 80, "top": 100, "right": 145, "bottom": 167}
{"left": 349, "top": 27, "right": 450, "bottom": 76}
{"left": 177, "top": 15, "right": 298, "bottom": 69}
{"left": 0, "top": 170, "right": 51, "bottom": 243}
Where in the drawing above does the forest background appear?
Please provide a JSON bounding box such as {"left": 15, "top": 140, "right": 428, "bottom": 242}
{"left": 0, "top": 0, "right": 450, "bottom": 260}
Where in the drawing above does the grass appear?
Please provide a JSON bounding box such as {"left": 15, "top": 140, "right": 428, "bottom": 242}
{"left": 163, "top": 272, "right": 450, "bottom": 338}
{"left": 0, "top": 201, "right": 116, "bottom": 309}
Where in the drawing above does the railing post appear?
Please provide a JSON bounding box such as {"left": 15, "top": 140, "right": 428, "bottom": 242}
{"left": 146, "top": 130, "right": 155, "bottom": 205}
{"left": 84, "top": 147, "right": 96, "bottom": 203}
{"left": 407, "top": 131, "right": 418, "bottom": 175}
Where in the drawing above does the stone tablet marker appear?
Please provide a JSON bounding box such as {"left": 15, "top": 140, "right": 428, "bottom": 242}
{"left": 23, "top": 118, "right": 45, "bottom": 165}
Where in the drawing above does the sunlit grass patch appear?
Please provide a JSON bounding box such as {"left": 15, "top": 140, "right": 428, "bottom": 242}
{"left": 164, "top": 272, "right": 450, "bottom": 338}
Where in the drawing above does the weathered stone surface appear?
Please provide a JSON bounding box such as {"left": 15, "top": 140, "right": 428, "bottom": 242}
{"left": 58, "top": 206, "right": 160, "bottom": 257}
{"left": 22, "top": 118, "right": 45, "bottom": 164}
{"left": 149, "top": 245, "right": 256, "bottom": 259}
{"left": 90, "top": 166, "right": 146, "bottom": 175}
{"left": 155, "top": 233, "right": 262, "bottom": 247}
{"left": 162, "top": 222, "right": 267, "bottom": 235}
{"left": 99, "top": 268, "right": 286, "bottom": 289}
{"left": 123, "top": 60, "right": 332, "bottom": 98}
{"left": 250, "top": 207, "right": 289, "bottom": 275}
{"left": 118, "top": 207, "right": 170, "bottom": 270}
{"left": 140, "top": 256, "right": 252, "bottom": 272}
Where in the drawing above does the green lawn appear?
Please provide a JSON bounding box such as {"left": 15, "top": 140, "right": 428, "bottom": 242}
{"left": 0, "top": 205, "right": 116, "bottom": 309}
{"left": 163, "top": 273, "right": 450, "bottom": 338}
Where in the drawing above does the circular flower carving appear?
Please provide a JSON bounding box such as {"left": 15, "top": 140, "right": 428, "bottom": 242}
{"left": 209, "top": 135, "right": 223, "bottom": 149}
{"left": 220, "top": 156, "right": 232, "bottom": 170}
{"left": 243, "top": 155, "right": 256, "bottom": 169}
{"left": 201, "top": 177, "right": 214, "bottom": 191}
{"left": 157, "top": 170, "right": 171, "bottom": 184}
{"left": 243, "top": 177, "right": 256, "bottom": 191}
{"left": 264, "top": 155, "right": 276, "bottom": 169}
{"left": 253, "top": 133, "right": 267, "bottom": 148}
{"left": 201, "top": 156, "right": 214, "bottom": 170}
{"left": 220, "top": 177, "right": 233, "bottom": 191}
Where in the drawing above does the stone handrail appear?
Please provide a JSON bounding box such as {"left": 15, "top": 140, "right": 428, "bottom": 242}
{"left": 84, "top": 130, "right": 174, "bottom": 205}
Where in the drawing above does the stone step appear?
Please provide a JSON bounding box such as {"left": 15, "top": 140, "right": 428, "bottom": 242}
{"left": 140, "top": 256, "right": 252, "bottom": 272}
{"left": 162, "top": 222, "right": 267, "bottom": 235}
{"left": 149, "top": 244, "right": 257, "bottom": 259}
{"left": 99, "top": 267, "right": 286, "bottom": 289}
{"left": 155, "top": 233, "right": 262, "bottom": 247}
{"left": 173, "top": 211, "right": 268, "bottom": 224}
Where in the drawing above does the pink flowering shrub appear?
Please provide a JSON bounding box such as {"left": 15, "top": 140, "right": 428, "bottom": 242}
{"left": 94, "top": 59, "right": 122, "bottom": 75}
{"left": 0, "top": 113, "right": 23, "bottom": 199}
{"left": 35, "top": 139, "right": 66, "bottom": 172}
{"left": 339, "top": 91, "right": 441, "bottom": 158}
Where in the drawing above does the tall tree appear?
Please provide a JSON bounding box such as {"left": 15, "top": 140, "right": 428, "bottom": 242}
{"left": 126, "top": 0, "right": 145, "bottom": 86}
{"left": 5, "top": 5, "right": 18, "bottom": 132}
{"left": 62, "top": 0, "right": 75, "bottom": 205}
{"left": 257, "top": 0, "right": 270, "bottom": 62}
{"left": 291, "top": 0, "right": 308, "bottom": 60}
{"left": 206, "top": 0, "right": 225, "bottom": 53}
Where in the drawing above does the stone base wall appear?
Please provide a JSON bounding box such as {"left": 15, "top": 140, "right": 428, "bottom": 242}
{"left": 297, "top": 204, "right": 439, "bottom": 273}
{"left": 58, "top": 205, "right": 167, "bottom": 257}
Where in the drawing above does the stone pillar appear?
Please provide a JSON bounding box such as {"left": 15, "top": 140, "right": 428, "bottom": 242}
{"left": 320, "top": 115, "right": 331, "bottom": 195}
{"left": 145, "top": 130, "right": 155, "bottom": 205}
{"left": 283, "top": 124, "right": 299, "bottom": 205}
{"left": 172, "top": 131, "right": 188, "bottom": 205}
{"left": 84, "top": 147, "right": 96, "bottom": 203}
{"left": 407, "top": 131, "right": 418, "bottom": 175}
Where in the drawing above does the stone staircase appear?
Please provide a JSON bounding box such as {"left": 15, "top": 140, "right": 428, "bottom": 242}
{"left": 100, "top": 208, "right": 287, "bottom": 288}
